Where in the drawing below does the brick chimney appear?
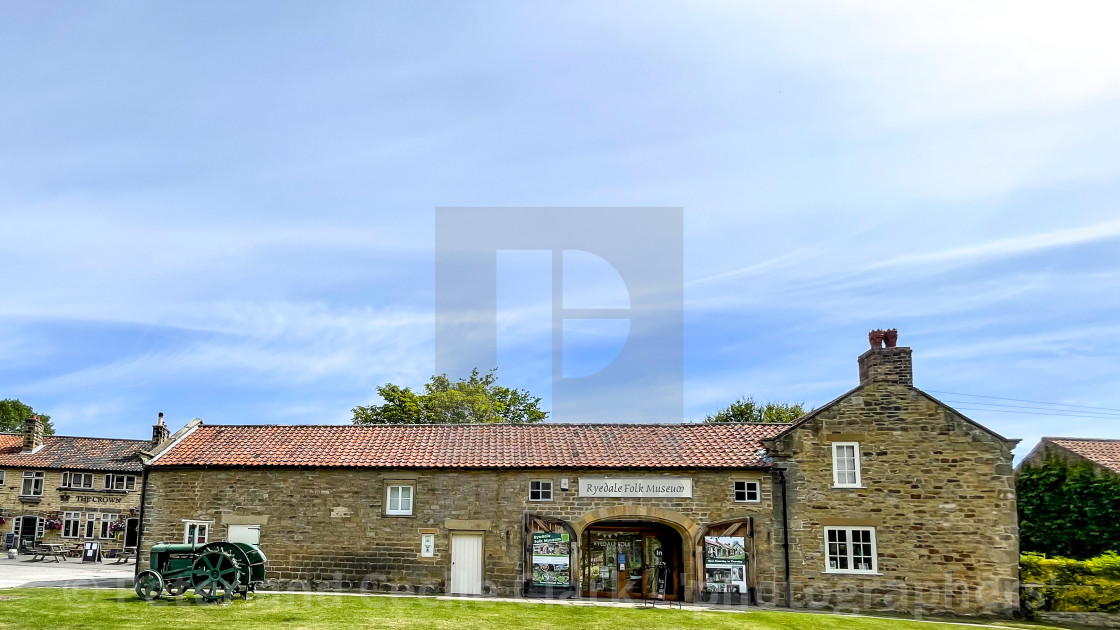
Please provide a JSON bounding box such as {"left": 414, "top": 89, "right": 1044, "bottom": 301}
{"left": 152, "top": 412, "right": 170, "bottom": 448}
{"left": 22, "top": 414, "right": 44, "bottom": 453}
{"left": 858, "top": 328, "right": 913, "bottom": 387}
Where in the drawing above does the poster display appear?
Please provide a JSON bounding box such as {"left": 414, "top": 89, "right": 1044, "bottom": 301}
{"left": 531, "top": 531, "right": 571, "bottom": 586}
{"left": 703, "top": 536, "right": 746, "bottom": 593}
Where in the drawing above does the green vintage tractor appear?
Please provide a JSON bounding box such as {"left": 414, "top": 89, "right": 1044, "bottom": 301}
{"left": 135, "top": 541, "right": 267, "bottom": 602}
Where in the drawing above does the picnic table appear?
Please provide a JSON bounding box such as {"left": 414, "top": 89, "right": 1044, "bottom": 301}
{"left": 113, "top": 548, "right": 136, "bottom": 564}
{"left": 30, "top": 543, "right": 69, "bottom": 562}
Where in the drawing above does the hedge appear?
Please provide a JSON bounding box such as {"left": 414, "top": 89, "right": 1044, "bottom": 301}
{"left": 1018, "top": 457, "right": 1120, "bottom": 559}
{"left": 1021, "top": 552, "right": 1120, "bottom": 613}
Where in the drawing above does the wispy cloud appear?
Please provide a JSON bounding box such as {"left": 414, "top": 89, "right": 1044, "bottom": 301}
{"left": 868, "top": 218, "right": 1120, "bottom": 271}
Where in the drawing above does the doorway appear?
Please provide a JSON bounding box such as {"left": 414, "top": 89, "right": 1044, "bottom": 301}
{"left": 124, "top": 518, "right": 140, "bottom": 548}
{"left": 450, "top": 532, "right": 483, "bottom": 595}
{"left": 227, "top": 524, "right": 260, "bottom": 545}
{"left": 581, "top": 521, "right": 682, "bottom": 600}
{"left": 16, "top": 516, "right": 39, "bottom": 550}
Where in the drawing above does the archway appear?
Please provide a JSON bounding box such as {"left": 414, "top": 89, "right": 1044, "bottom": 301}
{"left": 571, "top": 507, "right": 701, "bottom": 602}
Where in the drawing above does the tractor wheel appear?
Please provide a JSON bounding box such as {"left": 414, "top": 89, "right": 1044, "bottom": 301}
{"left": 135, "top": 570, "right": 164, "bottom": 601}
{"left": 189, "top": 550, "right": 241, "bottom": 602}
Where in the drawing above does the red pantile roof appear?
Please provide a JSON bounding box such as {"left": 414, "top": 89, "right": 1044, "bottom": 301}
{"left": 151, "top": 423, "right": 785, "bottom": 469}
{"left": 0, "top": 433, "right": 148, "bottom": 472}
{"left": 1047, "top": 438, "right": 1120, "bottom": 474}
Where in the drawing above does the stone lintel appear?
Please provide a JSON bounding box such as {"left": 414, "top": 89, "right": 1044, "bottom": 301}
{"left": 222, "top": 514, "right": 271, "bottom": 525}
{"left": 816, "top": 517, "right": 882, "bottom": 527}
{"left": 445, "top": 519, "right": 490, "bottom": 531}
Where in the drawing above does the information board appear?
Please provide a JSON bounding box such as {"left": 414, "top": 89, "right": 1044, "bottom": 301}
{"left": 82, "top": 541, "right": 102, "bottom": 563}
{"left": 530, "top": 531, "right": 571, "bottom": 586}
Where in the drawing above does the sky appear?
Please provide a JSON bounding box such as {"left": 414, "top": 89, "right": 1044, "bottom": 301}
{"left": 1, "top": 1, "right": 1119, "bottom": 459}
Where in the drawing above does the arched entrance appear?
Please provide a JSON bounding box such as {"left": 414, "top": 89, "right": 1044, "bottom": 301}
{"left": 580, "top": 519, "right": 683, "bottom": 600}
{"left": 571, "top": 507, "right": 701, "bottom": 602}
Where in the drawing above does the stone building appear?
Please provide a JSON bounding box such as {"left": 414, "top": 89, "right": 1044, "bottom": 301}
{"left": 1, "top": 415, "right": 155, "bottom": 555}
{"left": 140, "top": 333, "right": 1020, "bottom": 616}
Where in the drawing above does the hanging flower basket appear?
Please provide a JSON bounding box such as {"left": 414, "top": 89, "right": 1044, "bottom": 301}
{"left": 44, "top": 518, "right": 63, "bottom": 530}
{"left": 108, "top": 521, "right": 125, "bottom": 534}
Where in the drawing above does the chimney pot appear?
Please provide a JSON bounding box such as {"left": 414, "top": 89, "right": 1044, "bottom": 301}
{"left": 152, "top": 412, "right": 171, "bottom": 448}
{"left": 858, "top": 329, "right": 912, "bottom": 387}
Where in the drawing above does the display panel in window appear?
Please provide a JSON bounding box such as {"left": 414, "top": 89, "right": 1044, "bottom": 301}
{"left": 831, "top": 442, "right": 862, "bottom": 487}
{"left": 529, "top": 480, "right": 553, "bottom": 502}
{"left": 386, "top": 485, "right": 414, "bottom": 515}
{"left": 733, "top": 480, "right": 760, "bottom": 503}
{"left": 825, "top": 526, "right": 877, "bottom": 574}
{"left": 184, "top": 521, "right": 210, "bottom": 544}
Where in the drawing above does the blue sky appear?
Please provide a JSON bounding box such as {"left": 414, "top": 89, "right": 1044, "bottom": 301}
{"left": 1, "top": 2, "right": 1119, "bottom": 459}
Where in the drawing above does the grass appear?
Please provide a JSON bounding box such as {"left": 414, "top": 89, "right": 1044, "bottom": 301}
{"left": 0, "top": 588, "right": 1066, "bottom": 630}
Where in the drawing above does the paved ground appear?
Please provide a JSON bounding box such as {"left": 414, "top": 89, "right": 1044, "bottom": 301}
{"left": 0, "top": 555, "right": 135, "bottom": 589}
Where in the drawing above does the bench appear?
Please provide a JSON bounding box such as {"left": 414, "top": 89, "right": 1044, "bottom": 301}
{"left": 29, "top": 544, "right": 68, "bottom": 563}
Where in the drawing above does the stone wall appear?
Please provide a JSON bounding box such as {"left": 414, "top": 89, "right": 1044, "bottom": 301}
{"left": 0, "top": 467, "right": 141, "bottom": 551}
{"left": 140, "top": 467, "right": 774, "bottom": 600}
{"left": 766, "top": 379, "right": 1020, "bottom": 617}
{"left": 1036, "top": 612, "right": 1120, "bottom": 629}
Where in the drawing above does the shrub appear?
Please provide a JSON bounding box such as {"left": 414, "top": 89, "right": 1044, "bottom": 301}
{"left": 1021, "top": 552, "right": 1120, "bottom": 614}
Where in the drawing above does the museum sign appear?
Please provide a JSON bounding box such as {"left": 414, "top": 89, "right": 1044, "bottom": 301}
{"left": 577, "top": 477, "right": 693, "bottom": 498}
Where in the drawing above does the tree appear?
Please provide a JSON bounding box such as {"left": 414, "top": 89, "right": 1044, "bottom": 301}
{"left": 0, "top": 399, "right": 55, "bottom": 435}
{"left": 704, "top": 396, "right": 807, "bottom": 424}
{"left": 352, "top": 368, "right": 548, "bottom": 425}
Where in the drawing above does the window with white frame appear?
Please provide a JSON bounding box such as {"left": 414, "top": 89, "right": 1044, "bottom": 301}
{"left": 104, "top": 474, "right": 137, "bottom": 491}
{"left": 734, "top": 480, "right": 760, "bottom": 502}
{"left": 824, "top": 526, "right": 877, "bottom": 574}
{"left": 21, "top": 471, "right": 45, "bottom": 496}
{"left": 84, "top": 513, "right": 96, "bottom": 538}
{"left": 62, "top": 472, "right": 95, "bottom": 489}
{"left": 62, "top": 512, "right": 82, "bottom": 538}
{"left": 529, "top": 480, "right": 553, "bottom": 502}
{"left": 184, "top": 520, "right": 211, "bottom": 544}
{"left": 385, "top": 484, "right": 413, "bottom": 515}
{"left": 97, "top": 514, "right": 114, "bottom": 539}
{"left": 0, "top": 470, "right": 5, "bottom": 485}
{"left": 831, "top": 442, "right": 861, "bottom": 487}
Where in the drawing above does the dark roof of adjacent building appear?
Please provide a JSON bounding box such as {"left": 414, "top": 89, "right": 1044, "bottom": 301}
{"left": 1035, "top": 438, "right": 1120, "bottom": 474}
{"left": 0, "top": 433, "right": 148, "bottom": 472}
{"left": 150, "top": 423, "right": 787, "bottom": 469}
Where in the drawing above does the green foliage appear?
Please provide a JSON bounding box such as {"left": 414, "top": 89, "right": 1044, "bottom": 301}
{"left": 0, "top": 398, "right": 55, "bottom": 435}
{"left": 352, "top": 368, "right": 548, "bottom": 425}
{"left": 1018, "top": 456, "right": 1120, "bottom": 559}
{"left": 1021, "top": 552, "right": 1120, "bottom": 613}
{"left": 704, "top": 396, "right": 807, "bottom": 424}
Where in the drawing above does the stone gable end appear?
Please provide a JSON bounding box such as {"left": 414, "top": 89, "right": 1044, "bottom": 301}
{"left": 765, "top": 379, "right": 1019, "bottom": 616}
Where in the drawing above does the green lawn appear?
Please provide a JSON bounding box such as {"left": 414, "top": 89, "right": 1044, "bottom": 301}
{"left": 0, "top": 588, "right": 1060, "bottom": 630}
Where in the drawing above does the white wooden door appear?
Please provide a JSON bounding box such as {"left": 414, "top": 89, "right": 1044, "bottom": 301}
{"left": 227, "top": 525, "right": 261, "bottom": 545}
{"left": 450, "top": 533, "right": 483, "bottom": 595}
